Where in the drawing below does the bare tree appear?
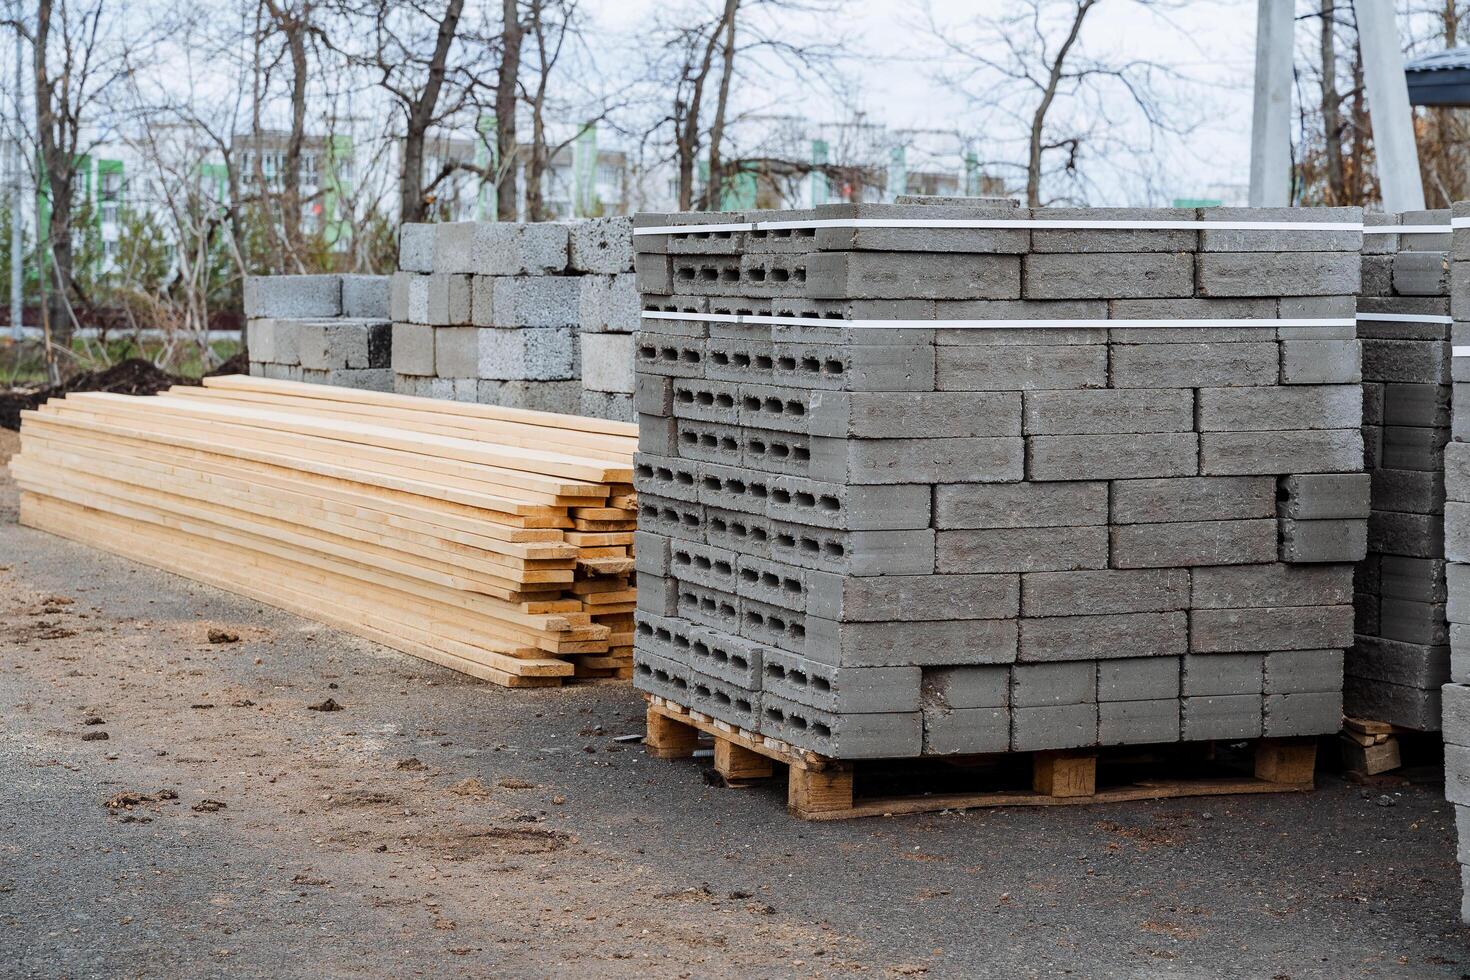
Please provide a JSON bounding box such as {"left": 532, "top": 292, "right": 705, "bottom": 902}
{"left": 496, "top": 0, "right": 523, "bottom": 220}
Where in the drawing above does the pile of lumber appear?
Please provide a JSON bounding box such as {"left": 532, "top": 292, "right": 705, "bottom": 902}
{"left": 12, "top": 374, "right": 638, "bottom": 687}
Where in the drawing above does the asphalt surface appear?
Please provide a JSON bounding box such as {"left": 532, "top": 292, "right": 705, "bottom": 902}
{"left": 2, "top": 435, "right": 1468, "bottom": 978}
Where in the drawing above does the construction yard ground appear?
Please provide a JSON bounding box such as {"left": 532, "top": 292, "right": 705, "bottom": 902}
{"left": 1, "top": 426, "right": 1467, "bottom": 978}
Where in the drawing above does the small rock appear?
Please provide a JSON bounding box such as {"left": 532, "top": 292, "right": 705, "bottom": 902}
{"left": 207, "top": 629, "right": 240, "bottom": 644}
{"left": 83, "top": 716, "right": 105, "bottom": 726}
{"left": 497, "top": 778, "right": 536, "bottom": 790}
{"left": 1376, "top": 795, "right": 1396, "bottom": 808}
{"left": 449, "top": 778, "right": 491, "bottom": 798}
{"left": 306, "top": 698, "right": 342, "bottom": 712}
{"left": 396, "top": 758, "right": 426, "bottom": 771}
{"left": 192, "top": 799, "right": 227, "bottom": 813}
{"left": 81, "top": 731, "right": 110, "bottom": 742}
{"left": 551, "top": 795, "right": 567, "bottom": 806}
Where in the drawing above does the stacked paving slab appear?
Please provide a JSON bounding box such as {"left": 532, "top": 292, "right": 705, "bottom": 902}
{"left": 631, "top": 201, "right": 1366, "bottom": 760}
{"left": 1443, "top": 200, "right": 1470, "bottom": 921}
{"left": 245, "top": 274, "right": 392, "bottom": 390}
{"left": 389, "top": 218, "right": 637, "bottom": 420}
{"left": 1352, "top": 212, "right": 1454, "bottom": 730}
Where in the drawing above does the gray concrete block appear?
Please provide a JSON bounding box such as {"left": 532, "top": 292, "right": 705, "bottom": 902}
{"left": 1363, "top": 381, "right": 1384, "bottom": 426}
{"left": 1199, "top": 206, "right": 1361, "bottom": 252}
{"left": 1018, "top": 612, "right": 1187, "bottom": 662}
{"left": 1264, "top": 691, "right": 1342, "bottom": 736}
{"left": 762, "top": 647, "right": 922, "bottom": 713}
{"left": 581, "top": 333, "right": 635, "bottom": 394}
{"left": 634, "top": 252, "right": 673, "bottom": 294}
{"left": 1195, "top": 385, "right": 1361, "bottom": 431}
{"left": 501, "top": 380, "right": 596, "bottom": 416}
{"left": 1110, "top": 476, "right": 1276, "bottom": 524}
{"left": 761, "top": 692, "right": 922, "bottom": 758}
{"left": 806, "top": 435, "right": 1025, "bottom": 485}
{"left": 921, "top": 665, "right": 1010, "bottom": 709}
{"left": 934, "top": 481, "right": 1108, "bottom": 529}
{"left": 259, "top": 362, "right": 303, "bottom": 382}
{"left": 1189, "top": 605, "right": 1355, "bottom": 653}
{"left": 1098, "top": 699, "right": 1181, "bottom": 745}
{"left": 636, "top": 573, "right": 680, "bottom": 616}
{"left": 1021, "top": 569, "right": 1191, "bottom": 617}
{"left": 468, "top": 222, "right": 569, "bottom": 275}
{"left": 768, "top": 342, "right": 937, "bottom": 393}
{"left": 398, "top": 223, "right": 436, "bottom": 272}
{"left": 402, "top": 274, "right": 431, "bottom": 324}
{"left": 1196, "top": 251, "right": 1360, "bottom": 297}
{"left": 1279, "top": 473, "right": 1371, "bottom": 519}
{"left": 1031, "top": 207, "right": 1198, "bottom": 253}
{"left": 490, "top": 276, "right": 581, "bottom": 327}
{"left": 631, "top": 649, "right": 692, "bottom": 705}
{"left": 1444, "top": 683, "right": 1470, "bottom": 744}
{"left": 768, "top": 522, "right": 936, "bottom": 577}
{"left": 1023, "top": 251, "right": 1194, "bottom": 300}
{"left": 633, "top": 531, "right": 671, "bottom": 577}
{"left": 731, "top": 554, "right": 806, "bottom": 612}
{"left": 1027, "top": 433, "right": 1198, "bottom": 481}
{"left": 1110, "top": 519, "right": 1277, "bottom": 568}
{"left": 670, "top": 377, "right": 741, "bottom": 425}
{"left": 675, "top": 580, "right": 740, "bottom": 634}
{"left": 1279, "top": 518, "right": 1368, "bottom": 563}
{"left": 1011, "top": 703, "right": 1098, "bottom": 751}
{"left": 1381, "top": 556, "right": 1447, "bottom": 603}
{"left": 1110, "top": 342, "right": 1278, "bottom": 388}
{"left": 300, "top": 367, "right": 392, "bottom": 391}
{"left": 1280, "top": 340, "right": 1361, "bottom": 384}
{"left": 426, "top": 273, "right": 472, "bottom": 325}
{"left": 770, "top": 476, "right": 931, "bottom": 532}
{"left": 805, "top": 390, "right": 1023, "bottom": 439}
{"left": 1361, "top": 338, "right": 1450, "bottom": 383}
{"left": 568, "top": 216, "right": 633, "bottom": 273}
{"left": 1199, "top": 429, "right": 1363, "bottom": 475}
{"left": 246, "top": 318, "right": 298, "bottom": 365}
{"left": 1022, "top": 388, "right": 1194, "bottom": 435}
{"left": 1381, "top": 382, "right": 1450, "bottom": 427}
{"left": 811, "top": 202, "right": 1025, "bottom": 254}
{"left": 805, "top": 250, "right": 1021, "bottom": 300}
{"left": 391, "top": 322, "right": 435, "bottom": 376}
{"left": 923, "top": 706, "right": 1011, "bottom": 754}
{"left": 936, "top": 345, "right": 1108, "bottom": 391}
{"left": 1263, "top": 649, "right": 1344, "bottom": 694}
{"left": 936, "top": 526, "right": 1108, "bottom": 573}
{"left": 1381, "top": 424, "right": 1447, "bottom": 472}
{"left": 1393, "top": 250, "right": 1451, "bottom": 295}
{"left": 687, "top": 671, "right": 762, "bottom": 732}
{"left": 1012, "top": 662, "right": 1097, "bottom": 707}
{"left": 801, "top": 617, "right": 1018, "bottom": 668}
{"left": 1180, "top": 694, "right": 1263, "bottom": 740}
{"left": 1111, "top": 296, "right": 1280, "bottom": 341}
{"left": 1347, "top": 635, "right": 1449, "bottom": 685}
{"left": 341, "top": 275, "right": 390, "bottom": 318}
{"left": 245, "top": 274, "right": 342, "bottom": 319}
{"left": 472, "top": 326, "right": 578, "bottom": 381}
{"left": 668, "top": 538, "right": 739, "bottom": 593}
{"left": 1098, "top": 657, "right": 1181, "bottom": 701}
{"left": 805, "top": 571, "right": 1019, "bottom": 622}
{"left": 1181, "top": 653, "right": 1263, "bottom": 696}
{"left": 578, "top": 273, "right": 640, "bottom": 333}
{"left": 634, "top": 375, "right": 674, "bottom": 417}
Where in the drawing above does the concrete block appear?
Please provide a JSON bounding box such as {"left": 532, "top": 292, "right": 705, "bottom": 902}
{"left": 634, "top": 253, "right": 673, "bottom": 294}
{"left": 687, "top": 671, "right": 761, "bottom": 731}
{"left": 398, "top": 223, "right": 436, "bottom": 272}
{"left": 921, "top": 665, "right": 1011, "bottom": 709}
{"left": 1023, "top": 251, "right": 1194, "bottom": 300}
{"left": 1109, "top": 296, "right": 1277, "bottom": 343}
{"left": 245, "top": 274, "right": 342, "bottom": 319}
{"left": 1361, "top": 338, "right": 1450, "bottom": 384}
{"left": 1021, "top": 569, "right": 1190, "bottom": 617}
{"left": 1022, "top": 388, "right": 1194, "bottom": 435}
{"left": 1109, "top": 342, "right": 1278, "bottom": 388}
{"left": 760, "top": 692, "right": 922, "bottom": 758}
{"left": 1012, "top": 662, "right": 1097, "bottom": 707}
{"left": 1011, "top": 703, "right": 1098, "bottom": 751}
{"left": 1195, "top": 385, "right": 1361, "bottom": 431}
{"left": 936, "top": 345, "right": 1108, "bottom": 391}
{"left": 1098, "top": 657, "right": 1181, "bottom": 701}
{"left": 935, "top": 526, "right": 1108, "bottom": 573}
{"left": 1381, "top": 556, "right": 1447, "bottom": 603}
{"left": 391, "top": 322, "right": 435, "bottom": 376}
{"left": 805, "top": 250, "right": 1020, "bottom": 300}
{"left": 934, "top": 481, "right": 1108, "bottom": 529}
{"left": 810, "top": 202, "right": 1025, "bottom": 254}
{"left": 768, "top": 523, "right": 936, "bottom": 577}
{"left": 675, "top": 580, "right": 740, "bottom": 634}
{"left": 801, "top": 617, "right": 1018, "bottom": 668}
{"left": 482, "top": 379, "right": 583, "bottom": 415}
{"left": 762, "top": 648, "right": 922, "bottom": 713}
{"left": 806, "top": 391, "right": 1023, "bottom": 439}
{"left": 807, "top": 435, "right": 1025, "bottom": 485}
{"left": 1382, "top": 382, "right": 1450, "bottom": 428}
{"left": 1279, "top": 518, "right": 1368, "bottom": 563}
{"left": 580, "top": 390, "right": 634, "bottom": 422}
{"left": 924, "top": 706, "right": 1011, "bottom": 754}
{"left": 341, "top": 275, "right": 390, "bottom": 318}
{"left": 1110, "top": 477, "right": 1276, "bottom": 524}
{"left": 1110, "top": 520, "right": 1277, "bottom": 568}
{"left": 1263, "top": 649, "right": 1344, "bottom": 694}
{"left": 259, "top": 362, "right": 303, "bottom": 382}
{"left": 1347, "top": 635, "right": 1449, "bottom": 685}
{"left": 1181, "top": 694, "right": 1263, "bottom": 739}
{"left": 1393, "top": 251, "right": 1451, "bottom": 295}
{"left": 1018, "top": 612, "right": 1187, "bottom": 662}
{"left": 805, "top": 571, "right": 1019, "bottom": 622}
{"left": 1196, "top": 251, "right": 1360, "bottom": 297}
{"left": 633, "top": 375, "right": 674, "bottom": 417}
{"left": 1028, "top": 433, "right": 1198, "bottom": 481}
{"left": 1098, "top": 699, "right": 1181, "bottom": 745}
{"left": 468, "top": 222, "right": 569, "bottom": 275}
{"left": 490, "top": 276, "right": 581, "bottom": 327}
{"left": 1031, "top": 207, "right": 1198, "bottom": 253}
{"left": 1280, "top": 340, "right": 1361, "bottom": 384}
{"left": 426, "top": 273, "right": 472, "bottom": 325}
{"left": 579, "top": 273, "right": 640, "bottom": 333}
{"left": 1199, "top": 429, "right": 1363, "bottom": 475}
{"left": 1181, "top": 653, "right": 1263, "bottom": 696}
{"left": 636, "top": 573, "right": 679, "bottom": 616}
{"left": 1199, "top": 207, "right": 1361, "bottom": 251}
{"left": 1343, "top": 677, "right": 1439, "bottom": 729}
{"left": 1381, "top": 424, "right": 1447, "bottom": 472}
{"left": 1189, "top": 605, "right": 1354, "bottom": 653}
{"left": 581, "top": 333, "right": 635, "bottom": 393}
{"left": 1369, "top": 511, "right": 1443, "bottom": 559}
{"left": 633, "top": 531, "right": 671, "bottom": 577}
{"left": 472, "top": 326, "right": 577, "bottom": 381}
{"left": 1263, "top": 691, "right": 1342, "bottom": 736}
{"left": 769, "top": 342, "right": 937, "bottom": 392}
{"left": 1278, "top": 473, "right": 1371, "bottom": 519}
{"left": 568, "top": 216, "right": 633, "bottom": 273}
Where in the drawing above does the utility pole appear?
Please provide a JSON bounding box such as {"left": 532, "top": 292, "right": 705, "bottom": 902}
{"left": 9, "top": 0, "right": 23, "bottom": 341}
{"left": 1248, "top": 0, "right": 1293, "bottom": 206}
{"left": 1357, "top": 0, "right": 1426, "bottom": 213}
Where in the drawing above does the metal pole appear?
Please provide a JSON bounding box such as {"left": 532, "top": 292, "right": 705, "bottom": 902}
{"left": 10, "top": 0, "right": 23, "bottom": 340}
{"left": 1357, "top": 0, "right": 1426, "bottom": 213}
{"left": 1248, "top": 0, "right": 1294, "bottom": 206}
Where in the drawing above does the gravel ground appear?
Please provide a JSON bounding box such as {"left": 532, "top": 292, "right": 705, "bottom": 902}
{"left": 1, "top": 427, "right": 1468, "bottom": 978}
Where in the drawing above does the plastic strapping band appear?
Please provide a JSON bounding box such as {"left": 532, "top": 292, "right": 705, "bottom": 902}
{"left": 1361, "top": 224, "right": 1452, "bottom": 234}
{"left": 633, "top": 217, "right": 1365, "bottom": 236}
{"left": 1454, "top": 345, "right": 1470, "bottom": 357}
{"left": 1355, "top": 312, "right": 1454, "bottom": 324}
{"left": 639, "top": 311, "right": 1353, "bottom": 330}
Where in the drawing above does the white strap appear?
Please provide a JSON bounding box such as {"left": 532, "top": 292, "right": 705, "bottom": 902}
{"left": 1355, "top": 312, "right": 1454, "bottom": 324}
{"left": 640, "top": 310, "right": 1353, "bottom": 330}
{"left": 634, "top": 217, "right": 1366, "bottom": 236}
{"left": 1362, "top": 224, "right": 1452, "bottom": 234}
{"left": 1454, "top": 345, "right": 1470, "bottom": 357}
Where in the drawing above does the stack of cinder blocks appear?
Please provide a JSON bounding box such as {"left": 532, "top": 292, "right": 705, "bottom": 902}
{"left": 245, "top": 274, "right": 392, "bottom": 390}
{"left": 631, "top": 202, "right": 1366, "bottom": 760}
{"left": 1442, "top": 200, "right": 1470, "bottom": 921}
{"left": 575, "top": 218, "right": 639, "bottom": 421}
{"left": 1353, "top": 212, "right": 1453, "bottom": 730}
{"left": 389, "top": 218, "right": 636, "bottom": 419}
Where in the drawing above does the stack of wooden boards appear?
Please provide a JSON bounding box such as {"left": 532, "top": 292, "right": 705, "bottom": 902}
{"left": 12, "top": 374, "right": 638, "bottom": 687}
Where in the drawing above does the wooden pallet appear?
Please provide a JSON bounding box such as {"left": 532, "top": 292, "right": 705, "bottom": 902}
{"left": 644, "top": 696, "right": 1318, "bottom": 820}
{"left": 13, "top": 377, "right": 638, "bottom": 687}
{"left": 1339, "top": 715, "right": 1441, "bottom": 777}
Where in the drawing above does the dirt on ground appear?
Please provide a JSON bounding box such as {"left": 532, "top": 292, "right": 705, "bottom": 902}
{"left": 0, "top": 352, "right": 248, "bottom": 430}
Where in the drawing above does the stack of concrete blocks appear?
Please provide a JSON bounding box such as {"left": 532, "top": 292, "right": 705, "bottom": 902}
{"left": 244, "top": 274, "right": 392, "bottom": 391}
{"left": 389, "top": 219, "right": 637, "bottom": 419}
{"left": 1353, "top": 212, "right": 1454, "bottom": 730}
{"left": 574, "top": 217, "right": 638, "bottom": 421}
{"left": 1442, "top": 200, "right": 1470, "bottom": 922}
{"left": 631, "top": 202, "right": 1366, "bottom": 761}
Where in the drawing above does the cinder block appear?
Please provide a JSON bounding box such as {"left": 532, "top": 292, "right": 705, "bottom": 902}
{"left": 800, "top": 617, "right": 1018, "bottom": 668}
{"left": 1263, "top": 649, "right": 1344, "bottom": 694}
{"left": 244, "top": 274, "right": 341, "bottom": 318}
{"left": 581, "top": 333, "right": 635, "bottom": 393}
{"left": 1280, "top": 340, "right": 1361, "bottom": 384}
{"left": 1022, "top": 389, "right": 1193, "bottom": 435}
{"left": 1109, "top": 342, "right": 1278, "bottom": 388}
{"left": 579, "top": 273, "right": 640, "bottom": 332}
{"left": 469, "top": 222, "right": 570, "bottom": 275}
{"left": 580, "top": 389, "right": 634, "bottom": 422}
{"left": 1196, "top": 251, "right": 1360, "bottom": 297}
{"left": 1099, "top": 700, "right": 1181, "bottom": 744}
{"left": 1278, "top": 473, "right": 1371, "bottom": 519}
{"left": 490, "top": 276, "right": 581, "bottom": 327}
{"left": 398, "top": 223, "right": 436, "bottom": 272}
{"left": 1197, "top": 385, "right": 1361, "bottom": 431}
{"left": 1011, "top": 703, "right": 1098, "bottom": 751}
{"left": 341, "top": 275, "right": 390, "bottom": 318}
{"left": 936, "top": 345, "right": 1107, "bottom": 391}
{"left": 1098, "top": 657, "right": 1180, "bottom": 701}
{"left": 934, "top": 481, "right": 1108, "bottom": 529}
{"left": 472, "top": 326, "right": 578, "bottom": 381}
{"left": 921, "top": 665, "right": 1010, "bottom": 709}
{"left": 1279, "top": 518, "right": 1367, "bottom": 563}
{"left": 1199, "top": 207, "right": 1361, "bottom": 252}
{"left": 1199, "top": 429, "right": 1363, "bottom": 475}
{"left": 1021, "top": 569, "right": 1190, "bottom": 617}
{"left": 923, "top": 706, "right": 1010, "bottom": 754}
{"left": 805, "top": 571, "right": 1019, "bottom": 622}
{"left": 1263, "top": 691, "right": 1342, "bottom": 736}
{"left": 1393, "top": 250, "right": 1450, "bottom": 295}
{"left": 1027, "top": 433, "right": 1198, "bottom": 481}
{"left": 391, "top": 322, "right": 435, "bottom": 376}
{"left": 1023, "top": 251, "right": 1193, "bottom": 300}
{"left": 936, "top": 526, "right": 1108, "bottom": 573}
{"left": 1180, "top": 694, "right": 1263, "bottom": 739}
{"left": 426, "top": 273, "right": 472, "bottom": 325}
{"left": 1382, "top": 383, "right": 1450, "bottom": 428}
{"left": 1018, "top": 612, "right": 1187, "bottom": 663}
{"left": 1181, "top": 653, "right": 1263, "bottom": 696}
{"left": 568, "top": 216, "right": 633, "bottom": 273}
{"left": 760, "top": 692, "right": 922, "bottom": 758}
{"left": 1189, "top": 605, "right": 1354, "bottom": 653}
{"left": 805, "top": 250, "right": 1020, "bottom": 300}
{"left": 806, "top": 390, "right": 1022, "bottom": 439}
{"left": 1110, "top": 476, "right": 1276, "bottom": 524}
{"left": 484, "top": 379, "right": 583, "bottom": 414}
{"left": 1031, "top": 207, "right": 1198, "bottom": 253}
{"left": 761, "top": 648, "right": 921, "bottom": 713}
{"left": 1012, "top": 662, "right": 1097, "bottom": 707}
{"left": 807, "top": 436, "right": 1024, "bottom": 485}
{"left": 1110, "top": 520, "right": 1276, "bottom": 568}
